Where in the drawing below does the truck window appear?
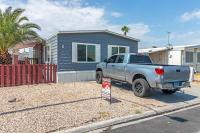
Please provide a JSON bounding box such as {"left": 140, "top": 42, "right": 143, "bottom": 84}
{"left": 107, "top": 55, "right": 117, "bottom": 63}
{"left": 129, "top": 55, "right": 152, "bottom": 64}
{"left": 116, "top": 55, "right": 125, "bottom": 63}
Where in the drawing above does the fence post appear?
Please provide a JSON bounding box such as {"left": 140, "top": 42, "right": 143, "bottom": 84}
{"left": 1, "top": 65, "right": 4, "bottom": 87}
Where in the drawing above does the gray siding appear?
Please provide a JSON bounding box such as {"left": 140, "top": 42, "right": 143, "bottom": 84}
{"left": 56, "top": 32, "right": 138, "bottom": 72}
{"left": 46, "top": 35, "right": 58, "bottom": 64}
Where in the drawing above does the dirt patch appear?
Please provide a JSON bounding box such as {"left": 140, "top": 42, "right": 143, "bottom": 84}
{"left": 0, "top": 81, "right": 196, "bottom": 133}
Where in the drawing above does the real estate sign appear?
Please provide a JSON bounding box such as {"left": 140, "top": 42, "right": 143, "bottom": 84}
{"left": 101, "top": 78, "right": 111, "bottom": 103}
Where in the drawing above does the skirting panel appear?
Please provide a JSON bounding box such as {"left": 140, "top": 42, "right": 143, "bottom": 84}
{"left": 57, "top": 70, "right": 96, "bottom": 83}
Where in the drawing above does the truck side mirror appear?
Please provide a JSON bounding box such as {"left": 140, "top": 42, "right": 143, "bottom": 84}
{"left": 104, "top": 59, "right": 108, "bottom": 63}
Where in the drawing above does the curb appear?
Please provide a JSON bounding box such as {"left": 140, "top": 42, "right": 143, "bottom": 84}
{"left": 56, "top": 100, "right": 200, "bottom": 133}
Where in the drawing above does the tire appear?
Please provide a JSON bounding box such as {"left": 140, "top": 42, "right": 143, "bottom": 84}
{"left": 132, "top": 78, "right": 151, "bottom": 97}
{"left": 96, "top": 71, "right": 103, "bottom": 84}
{"left": 162, "top": 89, "right": 177, "bottom": 95}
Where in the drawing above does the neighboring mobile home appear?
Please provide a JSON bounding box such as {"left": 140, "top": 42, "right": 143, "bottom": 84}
{"left": 45, "top": 30, "right": 139, "bottom": 82}
{"left": 12, "top": 40, "right": 44, "bottom": 64}
{"left": 139, "top": 44, "right": 200, "bottom": 72}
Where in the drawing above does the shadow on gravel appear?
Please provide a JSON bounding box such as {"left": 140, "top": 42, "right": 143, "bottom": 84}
{"left": 0, "top": 97, "right": 101, "bottom": 116}
{"left": 112, "top": 81, "right": 198, "bottom": 104}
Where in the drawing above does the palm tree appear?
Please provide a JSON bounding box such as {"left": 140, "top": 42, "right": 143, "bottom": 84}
{"left": 121, "top": 26, "right": 130, "bottom": 36}
{"left": 0, "top": 7, "right": 41, "bottom": 64}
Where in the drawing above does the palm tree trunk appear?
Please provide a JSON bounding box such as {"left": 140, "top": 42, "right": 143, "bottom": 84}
{"left": 0, "top": 50, "right": 12, "bottom": 64}
{"left": 124, "top": 32, "right": 127, "bottom": 36}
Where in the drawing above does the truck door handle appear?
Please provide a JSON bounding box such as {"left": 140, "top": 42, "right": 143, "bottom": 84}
{"left": 111, "top": 65, "right": 115, "bottom": 67}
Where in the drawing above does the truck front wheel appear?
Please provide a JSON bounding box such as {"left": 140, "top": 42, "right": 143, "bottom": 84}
{"left": 132, "top": 78, "right": 151, "bottom": 97}
{"left": 96, "top": 71, "right": 103, "bottom": 84}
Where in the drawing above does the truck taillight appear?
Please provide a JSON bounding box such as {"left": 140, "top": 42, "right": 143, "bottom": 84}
{"left": 155, "top": 68, "right": 164, "bottom": 75}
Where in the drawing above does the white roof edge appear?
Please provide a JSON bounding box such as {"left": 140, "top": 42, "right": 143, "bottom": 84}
{"left": 57, "top": 30, "right": 140, "bottom": 42}
{"left": 139, "top": 44, "right": 200, "bottom": 53}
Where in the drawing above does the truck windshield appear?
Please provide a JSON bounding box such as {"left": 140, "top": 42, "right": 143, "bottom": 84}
{"left": 129, "top": 55, "right": 152, "bottom": 64}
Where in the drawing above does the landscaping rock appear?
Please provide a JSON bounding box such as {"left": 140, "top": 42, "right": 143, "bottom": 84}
{"left": 8, "top": 98, "right": 17, "bottom": 103}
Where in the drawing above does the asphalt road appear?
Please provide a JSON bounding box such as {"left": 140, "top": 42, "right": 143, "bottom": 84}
{"left": 99, "top": 106, "right": 200, "bottom": 133}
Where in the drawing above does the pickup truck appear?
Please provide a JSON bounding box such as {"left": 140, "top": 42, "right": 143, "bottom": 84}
{"left": 96, "top": 53, "right": 190, "bottom": 97}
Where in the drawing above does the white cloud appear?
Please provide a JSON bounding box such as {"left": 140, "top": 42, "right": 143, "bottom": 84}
{"left": 111, "top": 12, "right": 122, "bottom": 18}
{"left": 170, "top": 31, "right": 200, "bottom": 44}
{"left": 0, "top": 0, "right": 150, "bottom": 39}
{"left": 181, "top": 9, "right": 200, "bottom": 22}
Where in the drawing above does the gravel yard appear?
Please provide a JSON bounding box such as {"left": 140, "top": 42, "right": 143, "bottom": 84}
{"left": 0, "top": 81, "right": 198, "bottom": 133}
{"left": 194, "top": 73, "right": 200, "bottom": 82}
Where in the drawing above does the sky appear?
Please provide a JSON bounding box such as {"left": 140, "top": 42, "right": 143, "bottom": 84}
{"left": 1, "top": 0, "right": 200, "bottom": 48}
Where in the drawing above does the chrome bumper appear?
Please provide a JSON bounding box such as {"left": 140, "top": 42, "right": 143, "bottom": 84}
{"left": 156, "top": 81, "right": 190, "bottom": 90}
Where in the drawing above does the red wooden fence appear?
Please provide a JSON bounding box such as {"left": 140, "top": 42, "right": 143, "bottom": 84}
{"left": 0, "top": 64, "right": 57, "bottom": 87}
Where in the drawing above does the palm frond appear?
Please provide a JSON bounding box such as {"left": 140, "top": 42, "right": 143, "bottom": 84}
{"left": 21, "top": 23, "right": 41, "bottom": 30}
{"left": 17, "top": 16, "right": 29, "bottom": 23}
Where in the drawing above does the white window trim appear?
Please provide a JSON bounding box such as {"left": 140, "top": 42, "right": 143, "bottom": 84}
{"left": 197, "top": 50, "right": 200, "bottom": 64}
{"left": 108, "top": 45, "right": 130, "bottom": 58}
{"left": 45, "top": 45, "right": 51, "bottom": 64}
{"left": 72, "top": 42, "right": 101, "bottom": 63}
{"left": 185, "top": 50, "right": 194, "bottom": 64}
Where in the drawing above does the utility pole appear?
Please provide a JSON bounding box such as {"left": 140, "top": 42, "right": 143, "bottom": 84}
{"left": 167, "top": 31, "right": 171, "bottom": 46}
{"left": 167, "top": 31, "right": 173, "bottom": 49}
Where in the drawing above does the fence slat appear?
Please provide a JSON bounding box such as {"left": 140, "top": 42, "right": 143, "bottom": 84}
{"left": 12, "top": 65, "right": 16, "bottom": 86}
{"left": 17, "top": 65, "right": 21, "bottom": 85}
{"left": 22, "top": 65, "right": 26, "bottom": 85}
{"left": 44, "top": 65, "right": 47, "bottom": 83}
{"left": 6, "top": 65, "right": 10, "bottom": 87}
{"left": 50, "top": 64, "right": 52, "bottom": 82}
{"left": 53, "top": 65, "right": 57, "bottom": 83}
{"left": 37, "top": 65, "right": 39, "bottom": 83}
{"left": 27, "top": 64, "right": 31, "bottom": 84}
{"left": 33, "top": 64, "right": 36, "bottom": 84}
{"left": 1, "top": 65, "right": 4, "bottom": 87}
{"left": 47, "top": 64, "right": 50, "bottom": 83}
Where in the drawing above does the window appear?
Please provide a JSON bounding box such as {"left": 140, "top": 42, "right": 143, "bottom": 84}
{"left": 129, "top": 55, "right": 152, "bottom": 64}
{"left": 116, "top": 55, "right": 125, "bottom": 63}
{"left": 72, "top": 42, "right": 100, "bottom": 63}
{"left": 108, "top": 45, "right": 129, "bottom": 57}
{"left": 107, "top": 55, "right": 117, "bottom": 63}
{"left": 197, "top": 52, "right": 200, "bottom": 63}
{"left": 77, "top": 44, "right": 96, "bottom": 62}
{"left": 77, "top": 45, "right": 86, "bottom": 61}
{"left": 185, "top": 51, "right": 194, "bottom": 63}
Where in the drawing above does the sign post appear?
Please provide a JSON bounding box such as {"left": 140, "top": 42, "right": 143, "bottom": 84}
{"left": 101, "top": 78, "right": 111, "bottom": 104}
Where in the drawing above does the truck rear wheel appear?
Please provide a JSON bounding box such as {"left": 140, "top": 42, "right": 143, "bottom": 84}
{"left": 132, "top": 78, "right": 151, "bottom": 97}
{"left": 96, "top": 71, "right": 103, "bottom": 84}
{"left": 162, "top": 90, "right": 177, "bottom": 95}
